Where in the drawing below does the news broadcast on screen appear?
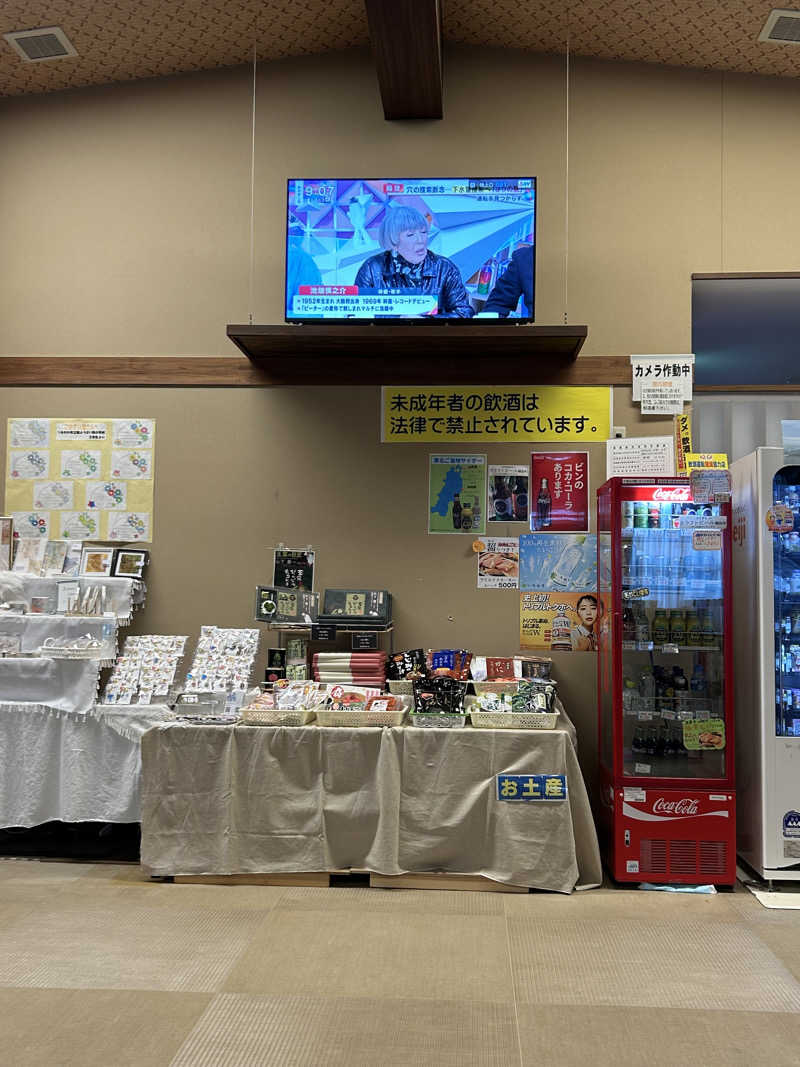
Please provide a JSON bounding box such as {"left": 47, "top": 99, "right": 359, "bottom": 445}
{"left": 285, "top": 177, "right": 536, "bottom": 321}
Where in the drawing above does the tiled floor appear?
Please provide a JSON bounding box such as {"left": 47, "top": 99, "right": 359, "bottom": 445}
{"left": 2, "top": 859, "right": 800, "bottom": 1066}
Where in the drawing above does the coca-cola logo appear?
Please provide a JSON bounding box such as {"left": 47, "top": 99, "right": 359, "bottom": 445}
{"left": 653, "top": 797, "right": 699, "bottom": 815}
{"left": 653, "top": 486, "right": 691, "bottom": 502}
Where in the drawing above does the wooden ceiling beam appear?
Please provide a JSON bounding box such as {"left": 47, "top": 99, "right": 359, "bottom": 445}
{"left": 364, "top": 0, "right": 443, "bottom": 120}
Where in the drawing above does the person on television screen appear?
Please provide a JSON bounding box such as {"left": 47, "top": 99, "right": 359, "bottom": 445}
{"left": 482, "top": 244, "right": 534, "bottom": 318}
{"left": 354, "top": 205, "right": 473, "bottom": 318}
{"left": 286, "top": 239, "right": 322, "bottom": 317}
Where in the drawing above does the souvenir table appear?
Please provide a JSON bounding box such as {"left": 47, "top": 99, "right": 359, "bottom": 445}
{"left": 140, "top": 713, "right": 602, "bottom": 893}
{"left": 0, "top": 704, "right": 172, "bottom": 827}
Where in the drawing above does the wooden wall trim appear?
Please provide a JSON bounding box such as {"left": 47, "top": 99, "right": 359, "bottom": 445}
{"left": 1, "top": 355, "right": 797, "bottom": 390}
{"left": 0, "top": 354, "right": 630, "bottom": 386}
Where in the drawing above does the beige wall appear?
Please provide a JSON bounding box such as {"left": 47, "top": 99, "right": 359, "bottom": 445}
{"left": 1, "top": 43, "right": 795, "bottom": 792}
{"left": 3, "top": 46, "right": 800, "bottom": 355}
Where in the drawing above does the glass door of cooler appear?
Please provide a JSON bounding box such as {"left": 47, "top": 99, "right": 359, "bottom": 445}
{"left": 772, "top": 467, "right": 800, "bottom": 738}
{"left": 619, "top": 491, "right": 729, "bottom": 781}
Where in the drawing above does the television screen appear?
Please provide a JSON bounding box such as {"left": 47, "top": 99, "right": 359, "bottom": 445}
{"left": 285, "top": 177, "right": 536, "bottom": 321}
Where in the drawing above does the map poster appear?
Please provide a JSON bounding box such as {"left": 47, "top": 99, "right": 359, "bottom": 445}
{"left": 428, "top": 454, "right": 487, "bottom": 535}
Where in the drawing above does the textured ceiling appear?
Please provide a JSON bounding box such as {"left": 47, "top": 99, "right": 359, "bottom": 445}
{"left": 1, "top": 1, "right": 799, "bottom": 98}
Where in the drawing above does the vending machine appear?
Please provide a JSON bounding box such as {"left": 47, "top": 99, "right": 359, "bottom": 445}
{"left": 731, "top": 447, "right": 800, "bottom": 883}
{"left": 597, "top": 477, "right": 736, "bottom": 885}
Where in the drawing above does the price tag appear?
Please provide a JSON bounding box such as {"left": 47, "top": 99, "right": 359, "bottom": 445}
{"left": 311, "top": 624, "right": 336, "bottom": 642}
{"left": 351, "top": 631, "right": 378, "bottom": 650}
{"left": 634, "top": 762, "right": 651, "bottom": 775}
{"left": 662, "top": 643, "right": 680, "bottom": 654}
{"left": 623, "top": 587, "right": 650, "bottom": 600}
{"left": 637, "top": 711, "right": 653, "bottom": 721}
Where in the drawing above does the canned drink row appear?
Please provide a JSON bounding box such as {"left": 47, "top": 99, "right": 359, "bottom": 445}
{"left": 622, "top": 501, "right": 716, "bottom": 529}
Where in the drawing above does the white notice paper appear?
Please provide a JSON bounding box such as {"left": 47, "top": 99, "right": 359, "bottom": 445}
{"left": 640, "top": 379, "right": 685, "bottom": 415}
{"left": 606, "top": 436, "right": 675, "bottom": 478}
{"left": 631, "top": 355, "right": 694, "bottom": 402}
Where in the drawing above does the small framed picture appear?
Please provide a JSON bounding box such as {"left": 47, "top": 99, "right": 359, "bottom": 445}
{"left": 112, "top": 549, "right": 149, "bottom": 578}
{"left": 80, "top": 547, "right": 114, "bottom": 576}
{"left": 0, "top": 517, "right": 12, "bottom": 571}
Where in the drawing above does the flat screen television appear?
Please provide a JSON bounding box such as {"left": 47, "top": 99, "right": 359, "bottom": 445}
{"left": 285, "top": 177, "right": 536, "bottom": 322}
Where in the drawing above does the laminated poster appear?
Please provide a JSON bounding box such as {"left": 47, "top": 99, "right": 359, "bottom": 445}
{"left": 488, "top": 464, "right": 528, "bottom": 523}
{"left": 428, "top": 454, "right": 487, "bottom": 535}
{"left": 520, "top": 591, "right": 605, "bottom": 652}
{"left": 5, "top": 418, "right": 155, "bottom": 542}
{"left": 530, "top": 452, "right": 588, "bottom": 531}
{"left": 477, "top": 537, "right": 519, "bottom": 589}
{"left": 519, "top": 534, "right": 597, "bottom": 592}
{"left": 272, "top": 548, "right": 315, "bottom": 591}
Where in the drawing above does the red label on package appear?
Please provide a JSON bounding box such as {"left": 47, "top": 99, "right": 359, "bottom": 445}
{"left": 531, "top": 452, "right": 589, "bottom": 532}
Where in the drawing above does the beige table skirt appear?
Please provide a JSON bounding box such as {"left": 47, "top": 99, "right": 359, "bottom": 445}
{"left": 140, "top": 722, "right": 602, "bottom": 893}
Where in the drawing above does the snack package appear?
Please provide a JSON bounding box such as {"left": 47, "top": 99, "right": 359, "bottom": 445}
{"left": 386, "top": 649, "right": 427, "bottom": 680}
{"left": 413, "top": 676, "right": 467, "bottom": 713}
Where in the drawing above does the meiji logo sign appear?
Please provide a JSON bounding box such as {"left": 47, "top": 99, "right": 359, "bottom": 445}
{"left": 653, "top": 797, "right": 699, "bottom": 816}
{"left": 653, "top": 486, "right": 691, "bottom": 502}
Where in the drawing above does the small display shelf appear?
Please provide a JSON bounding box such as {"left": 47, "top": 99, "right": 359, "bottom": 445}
{"left": 226, "top": 323, "right": 588, "bottom": 384}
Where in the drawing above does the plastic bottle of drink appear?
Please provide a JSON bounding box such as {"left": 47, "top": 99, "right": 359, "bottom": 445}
{"left": 639, "top": 669, "right": 655, "bottom": 713}
{"left": 652, "top": 609, "right": 669, "bottom": 645}
{"left": 634, "top": 602, "right": 650, "bottom": 643}
{"left": 452, "top": 493, "right": 462, "bottom": 530}
{"left": 669, "top": 610, "right": 686, "bottom": 646}
{"left": 622, "top": 605, "right": 636, "bottom": 642}
{"left": 690, "top": 662, "right": 707, "bottom": 698}
{"left": 550, "top": 536, "right": 586, "bottom": 588}
{"left": 686, "top": 610, "right": 702, "bottom": 647}
{"left": 460, "top": 500, "right": 473, "bottom": 531}
{"left": 701, "top": 609, "right": 716, "bottom": 648}
{"left": 471, "top": 495, "right": 481, "bottom": 530}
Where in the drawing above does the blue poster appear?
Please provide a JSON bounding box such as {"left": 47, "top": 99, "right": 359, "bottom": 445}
{"left": 519, "top": 534, "right": 597, "bottom": 592}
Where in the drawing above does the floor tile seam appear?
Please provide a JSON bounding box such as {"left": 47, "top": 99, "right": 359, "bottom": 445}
{"left": 502, "top": 908, "right": 525, "bottom": 1067}
{"left": 218, "top": 987, "right": 514, "bottom": 1007}
{"left": 511, "top": 995, "right": 800, "bottom": 1014}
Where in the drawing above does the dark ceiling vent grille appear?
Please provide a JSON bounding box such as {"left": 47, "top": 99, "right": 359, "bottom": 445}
{"left": 759, "top": 9, "right": 800, "bottom": 44}
{"left": 3, "top": 26, "right": 78, "bottom": 63}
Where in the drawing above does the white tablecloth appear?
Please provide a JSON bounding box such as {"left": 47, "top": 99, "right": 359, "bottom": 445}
{"left": 0, "top": 704, "right": 172, "bottom": 827}
{"left": 15, "top": 575, "right": 145, "bottom": 624}
{"left": 0, "top": 657, "right": 100, "bottom": 714}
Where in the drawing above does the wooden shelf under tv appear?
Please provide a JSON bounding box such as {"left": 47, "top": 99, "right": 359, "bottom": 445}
{"left": 226, "top": 323, "right": 588, "bottom": 385}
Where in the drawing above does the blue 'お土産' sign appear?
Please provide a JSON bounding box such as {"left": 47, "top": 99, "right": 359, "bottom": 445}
{"left": 497, "top": 774, "right": 567, "bottom": 801}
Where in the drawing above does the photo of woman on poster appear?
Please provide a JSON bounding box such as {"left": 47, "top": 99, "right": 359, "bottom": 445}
{"left": 570, "top": 594, "right": 601, "bottom": 651}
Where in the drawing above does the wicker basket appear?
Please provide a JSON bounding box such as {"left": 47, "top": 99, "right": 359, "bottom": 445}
{"left": 240, "top": 707, "right": 316, "bottom": 726}
{"left": 387, "top": 679, "right": 415, "bottom": 696}
{"left": 470, "top": 680, "right": 519, "bottom": 695}
{"left": 409, "top": 712, "right": 466, "bottom": 729}
{"left": 315, "top": 702, "right": 408, "bottom": 727}
{"left": 469, "top": 709, "right": 559, "bottom": 730}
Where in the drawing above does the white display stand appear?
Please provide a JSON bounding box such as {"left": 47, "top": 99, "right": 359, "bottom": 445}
{"left": 0, "top": 575, "right": 151, "bottom": 827}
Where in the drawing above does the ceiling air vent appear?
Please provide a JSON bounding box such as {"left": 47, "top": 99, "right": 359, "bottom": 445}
{"left": 759, "top": 9, "right": 800, "bottom": 44}
{"left": 3, "top": 26, "right": 78, "bottom": 62}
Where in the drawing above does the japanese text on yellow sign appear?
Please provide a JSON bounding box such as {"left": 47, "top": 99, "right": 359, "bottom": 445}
{"left": 381, "top": 386, "right": 611, "bottom": 443}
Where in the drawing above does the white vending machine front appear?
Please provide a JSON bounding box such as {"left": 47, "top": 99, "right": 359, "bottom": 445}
{"left": 732, "top": 447, "right": 800, "bottom": 881}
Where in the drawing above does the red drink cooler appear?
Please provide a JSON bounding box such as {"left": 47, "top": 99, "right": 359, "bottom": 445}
{"left": 597, "top": 478, "right": 736, "bottom": 885}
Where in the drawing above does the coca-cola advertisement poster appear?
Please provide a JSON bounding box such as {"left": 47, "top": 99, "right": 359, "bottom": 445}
{"left": 530, "top": 452, "right": 589, "bottom": 531}
{"left": 520, "top": 590, "right": 607, "bottom": 652}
